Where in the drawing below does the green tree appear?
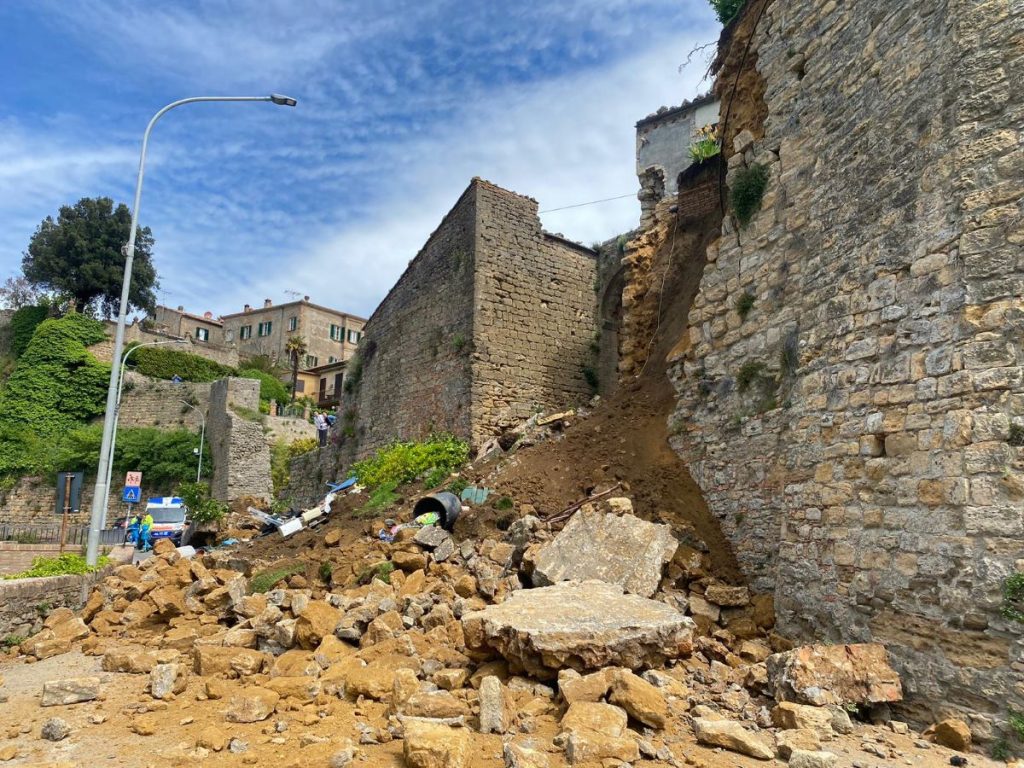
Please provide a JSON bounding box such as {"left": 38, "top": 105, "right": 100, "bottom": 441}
{"left": 285, "top": 335, "right": 308, "bottom": 403}
{"left": 22, "top": 197, "right": 159, "bottom": 318}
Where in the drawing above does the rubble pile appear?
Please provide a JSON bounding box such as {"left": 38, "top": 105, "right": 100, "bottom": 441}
{"left": 6, "top": 498, "right": 978, "bottom": 767}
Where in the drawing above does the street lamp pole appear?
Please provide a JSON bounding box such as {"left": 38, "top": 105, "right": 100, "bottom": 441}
{"left": 101, "top": 337, "right": 188, "bottom": 525}
{"left": 85, "top": 93, "right": 297, "bottom": 565}
{"left": 179, "top": 400, "right": 206, "bottom": 482}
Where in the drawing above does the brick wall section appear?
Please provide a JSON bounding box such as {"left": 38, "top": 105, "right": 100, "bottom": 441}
{"left": 0, "top": 567, "right": 113, "bottom": 640}
{"left": 470, "top": 183, "right": 597, "bottom": 445}
{"left": 668, "top": 0, "right": 1024, "bottom": 732}
{"left": 116, "top": 373, "right": 211, "bottom": 430}
{"left": 349, "top": 183, "right": 477, "bottom": 454}
{"left": 208, "top": 378, "right": 272, "bottom": 502}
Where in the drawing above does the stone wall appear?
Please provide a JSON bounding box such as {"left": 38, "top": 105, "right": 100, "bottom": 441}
{"left": 0, "top": 568, "right": 112, "bottom": 640}
{"left": 208, "top": 378, "right": 272, "bottom": 503}
{"left": 116, "top": 373, "right": 211, "bottom": 430}
{"left": 470, "top": 184, "right": 597, "bottom": 445}
{"left": 348, "top": 182, "right": 478, "bottom": 454}
{"left": 668, "top": 0, "right": 1024, "bottom": 733}
{"left": 263, "top": 415, "right": 316, "bottom": 446}
{"left": 0, "top": 476, "right": 96, "bottom": 526}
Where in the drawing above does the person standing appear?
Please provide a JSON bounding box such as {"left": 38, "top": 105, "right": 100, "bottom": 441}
{"left": 139, "top": 511, "right": 154, "bottom": 551}
{"left": 315, "top": 412, "right": 328, "bottom": 447}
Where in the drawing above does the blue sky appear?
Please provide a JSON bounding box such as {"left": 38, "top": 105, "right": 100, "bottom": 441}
{"left": 0, "top": 1, "right": 718, "bottom": 319}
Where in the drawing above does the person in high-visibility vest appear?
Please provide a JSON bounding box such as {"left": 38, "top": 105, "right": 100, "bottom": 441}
{"left": 139, "top": 512, "right": 154, "bottom": 551}
{"left": 126, "top": 513, "right": 141, "bottom": 545}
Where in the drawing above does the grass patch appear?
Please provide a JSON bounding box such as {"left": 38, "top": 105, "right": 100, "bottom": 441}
{"left": 250, "top": 562, "right": 305, "bottom": 593}
{"left": 731, "top": 163, "right": 769, "bottom": 226}
{"left": 1009, "top": 423, "right": 1024, "bottom": 447}
{"left": 736, "top": 361, "right": 768, "bottom": 392}
{"left": 1002, "top": 573, "right": 1024, "bottom": 623}
{"left": 356, "top": 561, "right": 394, "bottom": 586}
{"left": 318, "top": 561, "right": 333, "bottom": 584}
{"left": 495, "top": 496, "right": 514, "bottom": 511}
{"left": 1010, "top": 709, "right": 1024, "bottom": 741}
{"left": 735, "top": 291, "right": 756, "bottom": 320}
{"left": 3, "top": 553, "right": 109, "bottom": 580}
{"left": 358, "top": 481, "right": 400, "bottom": 517}
{"left": 230, "top": 404, "right": 263, "bottom": 422}
{"left": 447, "top": 477, "right": 469, "bottom": 496}
{"left": 991, "top": 739, "right": 1011, "bottom": 762}
{"left": 1, "top": 634, "right": 26, "bottom": 649}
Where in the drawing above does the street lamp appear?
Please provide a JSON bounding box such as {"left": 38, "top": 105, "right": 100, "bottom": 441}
{"left": 85, "top": 93, "right": 298, "bottom": 565}
{"left": 179, "top": 400, "right": 206, "bottom": 482}
{"left": 102, "top": 337, "right": 188, "bottom": 525}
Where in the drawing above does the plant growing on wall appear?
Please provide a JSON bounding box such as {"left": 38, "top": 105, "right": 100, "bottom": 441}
{"left": 709, "top": 0, "right": 746, "bottom": 24}
{"left": 128, "top": 344, "right": 235, "bottom": 382}
{"left": 735, "top": 291, "right": 756, "bottom": 320}
{"left": 731, "top": 163, "right": 770, "bottom": 226}
{"left": 1002, "top": 573, "right": 1024, "bottom": 623}
{"left": 688, "top": 124, "right": 721, "bottom": 163}
{"left": 351, "top": 434, "right": 469, "bottom": 492}
{"left": 176, "top": 481, "right": 226, "bottom": 524}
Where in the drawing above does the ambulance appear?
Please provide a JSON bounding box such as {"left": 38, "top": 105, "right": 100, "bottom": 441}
{"left": 144, "top": 497, "right": 194, "bottom": 546}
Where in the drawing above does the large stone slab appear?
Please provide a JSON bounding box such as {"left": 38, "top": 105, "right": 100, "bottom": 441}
{"left": 766, "top": 643, "right": 902, "bottom": 706}
{"left": 531, "top": 508, "right": 677, "bottom": 597}
{"left": 462, "top": 580, "right": 693, "bottom": 678}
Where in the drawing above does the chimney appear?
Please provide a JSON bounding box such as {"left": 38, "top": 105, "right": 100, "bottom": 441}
{"left": 243, "top": 304, "right": 251, "bottom": 313}
{"left": 303, "top": 295, "right": 310, "bottom": 302}
{"left": 177, "top": 305, "right": 184, "bottom": 311}
{"left": 203, "top": 311, "right": 213, "bottom": 319}
{"left": 264, "top": 298, "right": 272, "bottom": 308}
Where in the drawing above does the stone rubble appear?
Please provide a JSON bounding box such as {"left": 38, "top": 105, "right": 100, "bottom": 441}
{"left": 5, "top": 493, "right": 963, "bottom": 767}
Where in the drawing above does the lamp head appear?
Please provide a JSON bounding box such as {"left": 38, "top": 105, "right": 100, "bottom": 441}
{"left": 270, "top": 93, "right": 297, "bottom": 107}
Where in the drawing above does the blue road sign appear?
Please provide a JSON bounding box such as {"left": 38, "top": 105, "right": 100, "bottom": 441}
{"left": 122, "top": 486, "right": 141, "bottom": 503}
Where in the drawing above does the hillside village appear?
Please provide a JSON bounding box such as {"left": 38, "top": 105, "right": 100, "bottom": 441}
{"left": 0, "top": 1, "right": 1022, "bottom": 767}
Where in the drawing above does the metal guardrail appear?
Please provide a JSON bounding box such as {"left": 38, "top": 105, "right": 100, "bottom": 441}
{"left": 0, "top": 523, "right": 124, "bottom": 547}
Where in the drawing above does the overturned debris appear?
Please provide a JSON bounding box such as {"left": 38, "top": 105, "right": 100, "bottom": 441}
{"left": 462, "top": 580, "right": 694, "bottom": 678}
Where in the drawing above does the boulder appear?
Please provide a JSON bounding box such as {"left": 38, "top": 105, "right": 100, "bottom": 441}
{"left": 704, "top": 582, "right": 750, "bottom": 607}
{"left": 294, "top": 600, "right": 340, "bottom": 650}
{"left": 771, "top": 702, "right": 834, "bottom": 738}
{"left": 530, "top": 509, "right": 677, "bottom": 597}
{"left": 560, "top": 702, "right": 638, "bottom": 765}
{"left": 40, "top": 717, "right": 71, "bottom": 741}
{"left": 462, "top": 580, "right": 693, "bottom": 678}
{"left": 559, "top": 668, "right": 614, "bottom": 704}
{"left": 766, "top": 644, "right": 902, "bottom": 706}
{"left": 392, "top": 551, "right": 428, "bottom": 572}
{"left": 102, "top": 646, "right": 160, "bottom": 674}
{"left": 196, "top": 725, "right": 228, "bottom": 751}
{"left": 479, "top": 676, "right": 513, "bottom": 734}
{"left": 149, "top": 585, "right": 186, "bottom": 617}
{"left": 789, "top": 750, "right": 838, "bottom": 768}
{"left": 403, "top": 721, "right": 470, "bottom": 768}
{"left": 225, "top": 687, "right": 280, "bottom": 722}
{"left": 40, "top": 677, "right": 100, "bottom": 707}
{"left": 776, "top": 729, "right": 822, "bottom": 759}
{"left": 608, "top": 669, "right": 668, "bottom": 728}
{"left": 413, "top": 526, "right": 451, "bottom": 550}
{"left": 265, "top": 675, "right": 321, "bottom": 701}
{"left": 150, "top": 663, "right": 188, "bottom": 699}
{"left": 401, "top": 690, "right": 470, "bottom": 719}
{"left": 21, "top": 616, "right": 90, "bottom": 659}
{"left": 692, "top": 717, "right": 774, "bottom": 760}
{"left": 193, "top": 646, "right": 268, "bottom": 677}
{"left": 504, "top": 740, "right": 551, "bottom": 768}
{"left": 345, "top": 663, "right": 397, "bottom": 700}
{"left": 924, "top": 718, "right": 972, "bottom": 751}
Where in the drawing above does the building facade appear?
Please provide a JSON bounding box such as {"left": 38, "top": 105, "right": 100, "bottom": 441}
{"left": 220, "top": 297, "right": 366, "bottom": 368}
{"left": 152, "top": 305, "right": 224, "bottom": 345}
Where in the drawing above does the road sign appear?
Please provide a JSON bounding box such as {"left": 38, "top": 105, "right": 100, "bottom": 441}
{"left": 123, "top": 486, "right": 141, "bottom": 503}
{"left": 125, "top": 471, "right": 142, "bottom": 487}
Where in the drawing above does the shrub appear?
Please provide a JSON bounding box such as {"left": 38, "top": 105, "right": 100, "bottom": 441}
{"left": 56, "top": 425, "right": 211, "bottom": 489}
{"left": 318, "top": 561, "right": 333, "bottom": 584}
{"left": 447, "top": 477, "right": 469, "bottom": 496}
{"left": 129, "top": 345, "right": 235, "bottom": 382}
{"left": 250, "top": 562, "right": 306, "bottom": 593}
{"left": 359, "top": 481, "right": 400, "bottom": 516}
{"left": 991, "top": 739, "right": 1011, "bottom": 761}
{"left": 1009, "top": 424, "right": 1024, "bottom": 447}
{"left": 9, "top": 304, "right": 50, "bottom": 358}
{"left": 1001, "top": 572, "right": 1024, "bottom": 623}
{"left": 495, "top": 496, "right": 514, "bottom": 511}
{"left": 238, "top": 368, "right": 289, "bottom": 405}
{"left": 735, "top": 291, "right": 756, "bottom": 320}
{"left": 0, "top": 313, "right": 109, "bottom": 441}
{"left": 176, "top": 481, "right": 226, "bottom": 524}
{"left": 583, "top": 366, "right": 599, "bottom": 393}
{"left": 710, "top": 0, "right": 746, "bottom": 24}
{"left": 352, "top": 434, "right": 469, "bottom": 492}
{"left": 688, "top": 124, "right": 721, "bottom": 163}
{"left": 1010, "top": 709, "right": 1024, "bottom": 741}
{"left": 4, "top": 553, "right": 109, "bottom": 580}
{"left": 731, "top": 163, "right": 770, "bottom": 226}
{"left": 1, "top": 634, "right": 26, "bottom": 649}
{"left": 289, "top": 437, "right": 318, "bottom": 457}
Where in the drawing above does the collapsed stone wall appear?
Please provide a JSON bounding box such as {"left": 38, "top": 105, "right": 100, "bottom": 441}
{"left": 470, "top": 183, "right": 597, "bottom": 445}
{"left": 208, "top": 378, "right": 272, "bottom": 503}
{"left": 669, "top": 0, "right": 1024, "bottom": 733}
{"left": 0, "top": 568, "right": 112, "bottom": 640}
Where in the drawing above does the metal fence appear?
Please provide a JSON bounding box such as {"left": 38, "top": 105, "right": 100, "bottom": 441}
{"left": 0, "top": 523, "right": 124, "bottom": 547}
